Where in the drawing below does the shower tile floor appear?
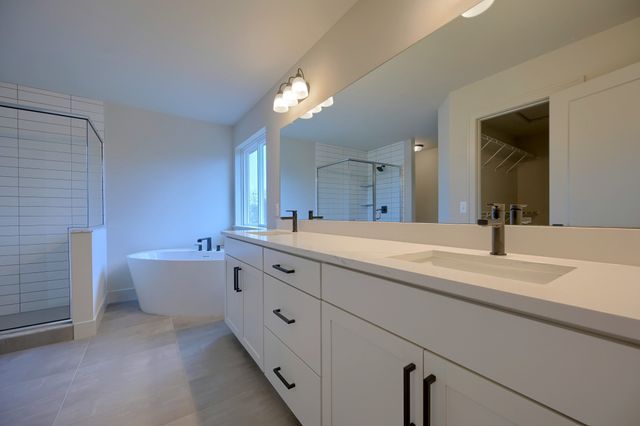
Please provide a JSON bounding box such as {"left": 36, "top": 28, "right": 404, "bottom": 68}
{"left": 0, "top": 302, "right": 300, "bottom": 426}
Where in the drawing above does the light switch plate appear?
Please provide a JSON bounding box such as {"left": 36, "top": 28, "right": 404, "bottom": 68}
{"left": 459, "top": 201, "right": 467, "bottom": 214}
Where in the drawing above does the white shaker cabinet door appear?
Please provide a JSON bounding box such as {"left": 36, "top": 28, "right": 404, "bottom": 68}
{"left": 239, "top": 263, "right": 263, "bottom": 370}
{"left": 423, "top": 350, "right": 578, "bottom": 426}
{"left": 322, "top": 302, "right": 423, "bottom": 426}
{"left": 225, "top": 256, "right": 244, "bottom": 339}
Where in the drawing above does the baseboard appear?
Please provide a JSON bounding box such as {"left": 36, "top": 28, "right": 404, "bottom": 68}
{"left": 73, "top": 294, "right": 107, "bottom": 340}
{"left": 107, "top": 288, "right": 138, "bottom": 304}
{"left": 1, "top": 322, "right": 73, "bottom": 354}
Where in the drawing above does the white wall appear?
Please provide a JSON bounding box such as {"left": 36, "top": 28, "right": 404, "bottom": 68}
{"left": 415, "top": 141, "right": 438, "bottom": 223}
{"left": 438, "top": 17, "right": 640, "bottom": 223}
{"left": 232, "top": 0, "right": 479, "bottom": 227}
{"left": 104, "top": 103, "right": 232, "bottom": 302}
{"left": 280, "top": 138, "right": 316, "bottom": 215}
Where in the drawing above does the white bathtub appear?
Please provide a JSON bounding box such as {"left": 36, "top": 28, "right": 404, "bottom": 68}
{"left": 127, "top": 249, "right": 225, "bottom": 317}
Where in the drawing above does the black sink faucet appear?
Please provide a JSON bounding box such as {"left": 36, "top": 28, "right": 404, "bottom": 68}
{"left": 308, "top": 210, "right": 323, "bottom": 220}
{"left": 196, "top": 237, "right": 212, "bottom": 251}
{"left": 281, "top": 210, "right": 298, "bottom": 232}
{"left": 477, "top": 203, "right": 506, "bottom": 256}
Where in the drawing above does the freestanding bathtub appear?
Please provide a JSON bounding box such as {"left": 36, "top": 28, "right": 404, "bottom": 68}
{"left": 127, "top": 249, "right": 225, "bottom": 317}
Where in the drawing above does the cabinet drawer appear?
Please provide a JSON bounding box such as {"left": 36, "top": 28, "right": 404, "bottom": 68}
{"left": 224, "top": 237, "right": 262, "bottom": 269}
{"left": 322, "top": 264, "right": 640, "bottom": 426}
{"left": 264, "top": 274, "right": 321, "bottom": 374}
{"left": 264, "top": 248, "right": 320, "bottom": 297}
{"left": 264, "top": 327, "right": 321, "bottom": 426}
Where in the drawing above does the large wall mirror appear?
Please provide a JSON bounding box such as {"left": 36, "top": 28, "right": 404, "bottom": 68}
{"left": 280, "top": 0, "right": 640, "bottom": 228}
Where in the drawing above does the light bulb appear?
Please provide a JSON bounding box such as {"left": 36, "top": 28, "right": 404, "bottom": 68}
{"left": 462, "top": 0, "right": 494, "bottom": 18}
{"left": 283, "top": 85, "right": 298, "bottom": 106}
{"left": 414, "top": 143, "right": 424, "bottom": 152}
{"left": 292, "top": 76, "right": 309, "bottom": 99}
{"left": 311, "top": 104, "right": 322, "bottom": 114}
{"left": 273, "top": 93, "right": 288, "bottom": 113}
{"left": 301, "top": 111, "right": 313, "bottom": 119}
{"left": 320, "top": 97, "right": 334, "bottom": 108}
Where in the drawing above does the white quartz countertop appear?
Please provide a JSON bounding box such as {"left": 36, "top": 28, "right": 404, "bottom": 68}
{"left": 223, "top": 230, "right": 640, "bottom": 344}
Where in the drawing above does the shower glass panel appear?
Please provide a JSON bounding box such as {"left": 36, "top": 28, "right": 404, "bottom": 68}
{"left": 0, "top": 103, "right": 104, "bottom": 332}
{"left": 374, "top": 164, "right": 403, "bottom": 222}
{"left": 317, "top": 159, "right": 402, "bottom": 221}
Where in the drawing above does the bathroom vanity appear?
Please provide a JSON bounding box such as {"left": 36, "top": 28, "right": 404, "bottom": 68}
{"left": 223, "top": 230, "right": 640, "bottom": 426}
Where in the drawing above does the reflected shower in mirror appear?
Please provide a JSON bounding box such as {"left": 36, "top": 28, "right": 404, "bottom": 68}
{"left": 280, "top": 0, "right": 640, "bottom": 228}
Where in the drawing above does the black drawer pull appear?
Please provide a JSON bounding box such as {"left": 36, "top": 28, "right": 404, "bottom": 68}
{"left": 423, "top": 374, "right": 437, "bottom": 426}
{"left": 273, "top": 309, "right": 296, "bottom": 324}
{"left": 272, "top": 264, "right": 295, "bottom": 274}
{"left": 273, "top": 367, "right": 296, "bottom": 390}
{"left": 233, "top": 266, "right": 242, "bottom": 292}
{"left": 404, "top": 363, "right": 416, "bottom": 426}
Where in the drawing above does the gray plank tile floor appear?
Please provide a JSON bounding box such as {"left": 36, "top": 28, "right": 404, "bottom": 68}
{"left": 0, "top": 302, "right": 300, "bottom": 426}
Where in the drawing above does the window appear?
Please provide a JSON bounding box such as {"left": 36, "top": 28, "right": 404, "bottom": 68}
{"left": 236, "top": 129, "right": 267, "bottom": 227}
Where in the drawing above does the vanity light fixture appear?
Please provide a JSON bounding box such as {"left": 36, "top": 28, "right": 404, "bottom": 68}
{"left": 462, "top": 0, "right": 495, "bottom": 18}
{"left": 414, "top": 143, "right": 424, "bottom": 152}
{"left": 301, "top": 97, "right": 335, "bottom": 120}
{"left": 320, "top": 96, "right": 334, "bottom": 107}
{"left": 273, "top": 68, "right": 310, "bottom": 113}
{"left": 273, "top": 89, "right": 289, "bottom": 113}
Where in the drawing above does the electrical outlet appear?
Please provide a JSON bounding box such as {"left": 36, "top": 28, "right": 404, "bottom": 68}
{"left": 459, "top": 201, "right": 467, "bottom": 214}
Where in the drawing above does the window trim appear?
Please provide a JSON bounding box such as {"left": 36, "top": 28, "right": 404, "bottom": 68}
{"left": 235, "top": 128, "right": 267, "bottom": 228}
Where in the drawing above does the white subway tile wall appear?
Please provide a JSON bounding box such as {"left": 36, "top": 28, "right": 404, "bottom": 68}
{"left": 315, "top": 141, "right": 406, "bottom": 222}
{"left": 0, "top": 81, "right": 104, "bottom": 330}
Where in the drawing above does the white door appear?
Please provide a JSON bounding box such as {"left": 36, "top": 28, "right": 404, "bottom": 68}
{"left": 423, "top": 350, "right": 578, "bottom": 426}
{"left": 240, "top": 263, "right": 263, "bottom": 369}
{"left": 322, "top": 302, "right": 423, "bottom": 426}
{"left": 550, "top": 61, "right": 640, "bottom": 227}
{"left": 224, "top": 256, "right": 243, "bottom": 339}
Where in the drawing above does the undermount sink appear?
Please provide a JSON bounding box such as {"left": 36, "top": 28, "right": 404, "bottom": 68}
{"left": 247, "top": 230, "right": 290, "bottom": 236}
{"left": 388, "top": 250, "right": 575, "bottom": 284}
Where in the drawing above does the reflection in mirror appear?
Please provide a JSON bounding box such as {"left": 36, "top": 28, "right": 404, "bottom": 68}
{"left": 280, "top": 0, "right": 640, "bottom": 227}
{"left": 479, "top": 102, "right": 549, "bottom": 225}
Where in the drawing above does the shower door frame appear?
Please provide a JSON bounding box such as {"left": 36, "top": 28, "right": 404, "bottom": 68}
{"left": 316, "top": 158, "right": 402, "bottom": 221}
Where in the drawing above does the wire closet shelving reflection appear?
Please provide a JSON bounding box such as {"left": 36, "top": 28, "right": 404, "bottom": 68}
{"left": 480, "top": 134, "right": 535, "bottom": 173}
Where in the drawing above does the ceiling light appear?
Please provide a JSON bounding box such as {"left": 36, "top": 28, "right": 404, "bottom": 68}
{"left": 273, "top": 92, "right": 288, "bottom": 113}
{"left": 462, "top": 0, "right": 494, "bottom": 18}
{"left": 414, "top": 143, "right": 424, "bottom": 152}
{"left": 301, "top": 111, "right": 313, "bottom": 119}
{"left": 311, "top": 104, "right": 322, "bottom": 114}
{"left": 291, "top": 69, "right": 309, "bottom": 99}
{"left": 320, "top": 97, "right": 334, "bottom": 108}
{"left": 282, "top": 84, "right": 298, "bottom": 106}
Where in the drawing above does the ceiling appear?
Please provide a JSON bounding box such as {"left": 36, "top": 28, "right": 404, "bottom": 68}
{"left": 282, "top": 0, "right": 640, "bottom": 150}
{"left": 0, "top": 0, "right": 358, "bottom": 124}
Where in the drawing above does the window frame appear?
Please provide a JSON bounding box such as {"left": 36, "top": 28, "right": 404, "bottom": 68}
{"left": 235, "top": 128, "right": 267, "bottom": 228}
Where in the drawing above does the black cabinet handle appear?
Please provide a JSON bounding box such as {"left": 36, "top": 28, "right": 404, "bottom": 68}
{"left": 273, "top": 309, "right": 296, "bottom": 324}
{"left": 423, "top": 374, "right": 437, "bottom": 426}
{"left": 233, "top": 266, "right": 242, "bottom": 292}
{"left": 403, "top": 363, "right": 416, "bottom": 426}
{"left": 272, "top": 264, "right": 295, "bottom": 274}
{"left": 273, "top": 367, "right": 296, "bottom": 390}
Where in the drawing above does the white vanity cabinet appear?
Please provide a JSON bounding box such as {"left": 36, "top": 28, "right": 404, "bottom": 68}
{"left": 224, "top": 235, "right": 640, "bottom": 426}
{"left": 224, "top": 239, "right": 264, "bottom": 369}
{"left": 321, "top": 302, "right": 423, "bottom": 426}
{"left": 422, "top": 351, "right": 576, "bottom": 426}
{"left": 321, "top": 302, "right": 575, "bottom": 426}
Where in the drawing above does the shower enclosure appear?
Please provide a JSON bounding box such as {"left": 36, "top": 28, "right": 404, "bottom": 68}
{"left": 0, "top": 102, "right": 104, "bottom": 332}
{"left": 316, "top": 158, "right": 402, "bottom": 222}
